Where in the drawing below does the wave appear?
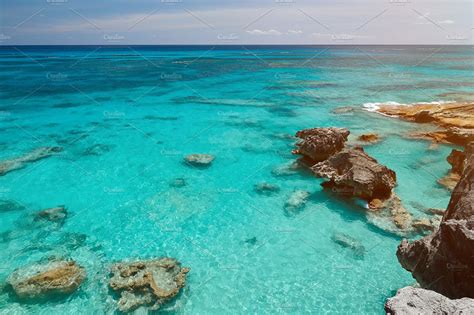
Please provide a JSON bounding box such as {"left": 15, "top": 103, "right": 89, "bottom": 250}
{"left": 362, "top": 100, "right": 456, "bottom": 112}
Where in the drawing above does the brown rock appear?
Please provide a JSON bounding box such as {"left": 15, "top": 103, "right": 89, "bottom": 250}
{"left": 293, "top": 127, "right": 350, "bottom": 164}
{"left": 358, "top": 133, "right": 381, "bottom": 143}
{"left": 7, "top": 260, "right": 86, "bottom": 299}
{"left": 311, "top": 146, "right": 397, "bottom": 201}
{"left": 109, "top": 258, "right": 190, "bottom": 312}
{"left": 396, "top": 143, "right": 474, "bottom": 298}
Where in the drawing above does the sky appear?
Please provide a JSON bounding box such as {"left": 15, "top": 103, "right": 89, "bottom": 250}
{"left": 0, "top": 0, "right": 472, "bottom": 45}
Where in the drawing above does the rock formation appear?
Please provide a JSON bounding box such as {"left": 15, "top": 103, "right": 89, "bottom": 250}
{"left": 438, "top": 147, "right": 468, "bottom": 190}
{"left": 0, "top": 146, "right": 62, "bottom": 176}
{"left": 311, "top": 146, "right": 396, "bottom": 201}
{"left": 254, "top": 182, "right": 280, "bottom": 195}
{"left": 7, "top": 260, "right": 86, "bottom": 299}
{"left": 331, "top": 232, "right": 366, "bottom": 257}
{"left": 357, "top": 133, "right": 381, "bottom": 144}
{"left": 292, "top": 127, "right": 350, "bottom": 164}
{"left": 292, "top": 127, "right": 412, "bottom": 234}
{"left": 109, "top": 258, "right": 190, "bottom": 312}
{"left": 385, "top": 287, "right": 474, "bottom": 314}
{"left": 368, "top": 101, "right": 474, "bottom": 147}
{"left": 284, "top": 190, "right": 310, "bottom": 214}
{"left": 184, "top": 154, "right": 214, "bottom": 167}
{"left": 396, "top": 143, "right": 474, "bottom": 298}
{"left": 35, "top": 206, "right": 68, "bottom": 224}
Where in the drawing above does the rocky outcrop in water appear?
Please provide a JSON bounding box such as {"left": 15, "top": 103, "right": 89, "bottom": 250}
{"left": 292, "top": 127, "right": 350, "bottom": 164}
{"left": 397, "top": 143, "right": 474, "bottom": 298}
{"left": 357, "top": 133, "right": 381, "bottom": 144}
{"left": 438, "top": 147, "right": 468, "bottom": 190}
{"left": 0, "top": 146, "right": 62, "bottom": 176}
{"left": 385, "top": 287, "right": 474, "bottom": 314}
{"left": 184, "top": 154, "right": 214, "bottom": 167}
{"left": 109, "top": 258, "right": 190, "bottom": 312}
{"left": 311, "top": 146, "right": 397, "bottom": 201}
{"left": 369, "top": 102, "right": 474, "bottom": 147}
{"left": 7, "top": 260, "right": 86, "bottom": 299}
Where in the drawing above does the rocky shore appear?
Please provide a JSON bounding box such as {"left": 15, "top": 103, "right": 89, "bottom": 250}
{"left": 387, "top": 143, "right": 474, "bottom": 313}
{"left": 293, "top": 127, "right": 413, "bottom": 234}
{"left": 367, "top": 101, "right": 474, "bottom": 147}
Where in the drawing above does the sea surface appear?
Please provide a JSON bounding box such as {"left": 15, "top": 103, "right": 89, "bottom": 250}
{"left": 0, "top": 45, "right": 472, "bottom": 314}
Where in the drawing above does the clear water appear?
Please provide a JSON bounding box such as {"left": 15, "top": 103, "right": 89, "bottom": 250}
{"left": 0, "top": 45, "right": 472, "bottom": 314}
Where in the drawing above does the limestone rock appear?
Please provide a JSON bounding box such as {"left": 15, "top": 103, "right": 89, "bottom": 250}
{"left": 311, "top": 146, "right": 397, "bottom": 201}
{"left": 396, "top": 144, "right": 474, "bottom": 298}
{"left": 292, "top": 127, "right": 350, "bottom": 164}
{"left": 109, "top": 258, "right": 190, "bottom": 312}
{"left": 357, "top": 133, "right": 381, "bottom": 143}
{"left": 385, "top": 286, "right": 474, "bottom": 315}
{"left": 284, "top": 190, "right": 310, "bottom": 214}
{"left": 184, "top": 154, "right": 214, "bottom": 167}
{"left": 35, "top": 206, "right": 67, "bottom": 224}
{"left": 0, "top": 146, "right": 62, "bottom": 176}
{"left": 254, "top": 182, "right": 280, "bottom": 195}
{"left": 7, "top": 260, "right": 86, "bottom": 299}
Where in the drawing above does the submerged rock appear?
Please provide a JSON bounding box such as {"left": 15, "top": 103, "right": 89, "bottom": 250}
{"left": 312, "top": 146, "right": 397, "bottom": 201}
{"left": 254, "top": 182, "right": 280, "bottom": 195}
{"left": 292, "top": 127, "right": 350, "bottom": 164}
{"left": 385, "top": 287, "right": 474, "bottom": 315}
{"left": 284, "top": 190, "right": 310, "bottom": 214}
{"left": 7, "top": 260, "right": 86, "bottom": 300}
{"left": 397, "top": 144, "right": 474, "bottom": 298}
{"left": 369, "top": 194, "right": 413, "bottom": 232}
{"left": 271, "top": 161, "right": 302, "bottom": 177}
{"left": 35, "top": 206, "right": 67, "bottom": 224}
{"left": 169, "top": 177, "right": 187, "bottom": 188}
{"left": 0, "top": 146, "right": 62, "bottom": 176}
{"left": 331, "top": 232, "right": 366, "bottom": 257}
{"left": 0, "top": 200, "right": 25, "bottom": 213}
{"left": 109, "top": 258, "right": 190, "bottom": 312}
{"left": 184, "top": 154, "right": 214, "bottom": 167}
{"left": 357, "top": 133, "right": 381, "bottom": 144}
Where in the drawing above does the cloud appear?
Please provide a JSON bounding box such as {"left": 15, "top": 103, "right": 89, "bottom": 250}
{"left": 439, "top": 19, "right": 454, "bottom": 24}
{"left": 246, "top": 29, "right": 303, "bottom": 36}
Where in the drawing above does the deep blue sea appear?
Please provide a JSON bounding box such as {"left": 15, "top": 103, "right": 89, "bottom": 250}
{"left": 0, "top": 45, "right": 472, "bottom": 314}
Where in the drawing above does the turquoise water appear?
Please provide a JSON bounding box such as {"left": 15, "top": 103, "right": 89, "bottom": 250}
{"left": 0, "top": 45, "right": 472, "bottom": 314}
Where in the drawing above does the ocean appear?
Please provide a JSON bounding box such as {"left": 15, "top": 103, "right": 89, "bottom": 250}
{"left": 0, "top": 45, "right": 472, "bottom": 314}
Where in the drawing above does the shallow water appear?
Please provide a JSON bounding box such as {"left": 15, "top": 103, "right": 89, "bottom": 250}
{"left": 0, "top": 45, "right": 472, "bottom": 314}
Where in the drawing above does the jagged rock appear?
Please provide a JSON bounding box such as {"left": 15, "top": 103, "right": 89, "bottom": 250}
{"left": 7, "top": 260, "right": 86, "bottom": 299}
{"left": 109, "top": 258, "right": 190, "bottom": 312}
{"left": 385, "top": 287, "right": 474, "bottom": 315}
{"left": 369, "top": 194, "right": 413, "bottom": 232}
{"left": 425, "top": 208, "right": 445, "bottom": 216}
{"left": 397, "top": 144, "right": 474, "bottom": 298}
{"left": 412, "top": 218, "right": 436, "bottom": 235}
{"left": 0, "top": 146, "right": 62, "bottom": 176}
{"left": 254, "top": 182, "right": 280, "bottom": 195}
{"left": 331, "top": 232, "right": 366, "bottom": 257}
{"left": 35, "top": 206, "right": 67, "bottom": 224}
{"left": 184, "top": 154, "right": 214, "bottom": 167}
{"left": 292, "top": 127, "right": 350, "bottom": 164}
{"left": 447, "top": 149, "right": 466, "bottom": 174}
{"left": 311, "top": 146, "right": 397, "bottom": 201}
{"left": 357, "top": 133, "right": 381, "bottom": 143}
{"left": 284, "top": 190, "right": 310, "bottom": 214}
{"left": 438, "top": 148, "right": 467, "bottom": 190}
